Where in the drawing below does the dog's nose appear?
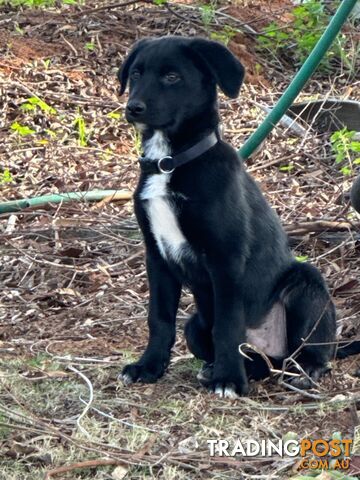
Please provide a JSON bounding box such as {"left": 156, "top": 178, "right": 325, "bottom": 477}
{"left": 126, "top": 100, "right": 146, "bottom": 117}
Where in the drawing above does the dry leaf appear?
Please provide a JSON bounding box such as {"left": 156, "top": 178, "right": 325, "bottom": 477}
{"left": 111, "top": 466, "right": 128, "bottom": 480}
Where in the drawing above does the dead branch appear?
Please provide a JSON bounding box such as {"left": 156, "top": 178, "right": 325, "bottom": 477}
{"left": 285, "top": 220, "right": 359, "bottom": 235}
{"left": 44, "top": 459, "right": 124, "bottom": 479}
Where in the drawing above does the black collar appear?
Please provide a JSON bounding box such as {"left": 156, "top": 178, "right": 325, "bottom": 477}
{"left": 139, "top": 131, "right": 219, "bottom": 174}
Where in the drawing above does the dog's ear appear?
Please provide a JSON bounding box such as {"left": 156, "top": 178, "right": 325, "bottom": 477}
{"left": 188, "top": 38, "right": 245, "bottom": 98}
{"left": 118, "top": 39, "right": 151, "bottom": 95}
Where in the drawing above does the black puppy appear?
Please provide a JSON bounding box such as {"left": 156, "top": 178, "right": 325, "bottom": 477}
{"left": 118, "top": 36, "right": 359, "bottom": 397}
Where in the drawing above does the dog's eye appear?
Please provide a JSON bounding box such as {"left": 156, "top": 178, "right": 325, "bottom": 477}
{"left": 164, "top": 72, "right": 180, "bottom": 84}
{"left": 130, "top": 70, "right": 141, "bottom": 81}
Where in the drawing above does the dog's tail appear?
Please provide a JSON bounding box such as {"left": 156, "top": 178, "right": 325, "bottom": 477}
{"left": 336, "top": 340, "right": 360, "bottom": 359}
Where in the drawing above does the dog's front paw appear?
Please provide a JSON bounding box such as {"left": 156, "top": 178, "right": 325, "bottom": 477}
{"left": 120, "top": 362, "right": 165, "bottom": 385}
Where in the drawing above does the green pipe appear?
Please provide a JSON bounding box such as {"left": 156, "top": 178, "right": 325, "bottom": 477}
{"left": 0, "top": 190, "right": 124, "bottom": 214}
{"left": 239, "top": 0, "right": 358, "bottom": 160}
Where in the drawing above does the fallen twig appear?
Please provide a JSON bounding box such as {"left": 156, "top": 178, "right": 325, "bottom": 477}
{"left": 44, "top": 459, "right": 125, "bottom": 479}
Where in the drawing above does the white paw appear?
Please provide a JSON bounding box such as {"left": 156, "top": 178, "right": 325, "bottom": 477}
{"left": 120, "top": 373, "right": 134, "bottom": 386}
{"left": 214, "top": 385, "right": 238, "bottom": 399}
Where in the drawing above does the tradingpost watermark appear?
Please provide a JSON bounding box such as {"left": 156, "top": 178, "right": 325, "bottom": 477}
{"left": 207, "top": 438, "right": 352, "bottom": 470}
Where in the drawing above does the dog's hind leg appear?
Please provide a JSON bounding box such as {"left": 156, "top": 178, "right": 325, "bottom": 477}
{"left": 279, "top": 262, "right": 336, "bottom": 389}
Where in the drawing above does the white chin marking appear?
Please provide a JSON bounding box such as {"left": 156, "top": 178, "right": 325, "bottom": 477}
{"left": 135, "top": 122, "right": 146, "bottom": 133}
{"left": 215, "top": 385, "right": 238, "bottom": 399}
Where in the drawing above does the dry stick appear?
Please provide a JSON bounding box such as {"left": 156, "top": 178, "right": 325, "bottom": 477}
{"left": 164, "top": 3, "right": 206, "bottom": 31}
{"left": 5, "top": 238, "right": 104, "bottom": 273}
{"left": 284, "top": 220, "right": 359, "bottom": 234}
{"left": 44, "top": 459, "right": 124, "bottom": 480}
{"left": 6, "top": 81, "right": 118, "bottom": 109}
{"left": 248, "top": 153, "right": 299, "bottom": 172}
{"left": 70, "top": 0, "right": 151, "bottom": 17}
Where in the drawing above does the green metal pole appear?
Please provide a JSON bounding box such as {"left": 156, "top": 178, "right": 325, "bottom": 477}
{"left": 239, "top": 0, "right": 358, "bottom": 160}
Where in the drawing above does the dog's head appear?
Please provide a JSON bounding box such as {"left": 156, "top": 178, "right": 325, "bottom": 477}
{"left": 118, "top": 36, "right": 245, "bottom": 135}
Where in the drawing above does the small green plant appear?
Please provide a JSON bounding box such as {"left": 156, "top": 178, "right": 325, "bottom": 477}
{"left": 13, "top": 22, "right": 24, "bottom": 34}
{"left": 107, "top": 111, "right": 122, "bottom": 120}
{"left": 73, "top": 111, "right": 88, "bottom": 147}
{"left": 20, "top": 96, "right": 56, "bottom": 115}
{"left": 132, "top": 128, "right": 142, "bottom": 156}
{"left": 85, "top": 42, "right": 95, "bottom": 52}
{"left": 42, "top": 58, "right": 51, "bottom": 69}
{"left": 210, "top": 26, "right": 236, "bottom": 46}
{"left": 257, "top": 1, "right": 348, "bottom": 72}
{"left": 10, "top": 121, "right": 36, "bottom": 136}
{"left": 199, "top": 1, "right": 217, "bottom": 29}
{"left": 0, "top": 168, "right": 13, "bottom": 184}
{"left": 296, "top": 255, "right": 309, "bottom": 263}
{"left": 279, "top": 164, "right": 295, "bottom": 172}
{"left": 331, "top": 128, "right": 360, "bottom": 176}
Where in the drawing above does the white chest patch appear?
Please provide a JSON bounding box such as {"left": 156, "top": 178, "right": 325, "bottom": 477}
{"left": 140, "top": 131, "right": 192, "bottom": 263}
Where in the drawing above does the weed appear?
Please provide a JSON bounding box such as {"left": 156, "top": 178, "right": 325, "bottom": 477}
{"left": 199, "top": 1, "right": 217, "bottom": 29}
{"left": 296, "top": 255, "right": 309, "bottom": 263}
{"left": 210, "top": 26, "right": 236, "bottom": 46}
{"left": 20, "top": 96, "right": 57, "bottom": 115}
{"left": 331, "top": 128, "right": 360, "bottom": 176}
{"left": 13, "top": 22, "right": 24, "bottom": 34}
{"left": 73, "top": 110, "right": 88, "bottom": 146}
{"left": 107, "top": 111, "right": 122, "bottom": 120}
{"left": 10, "top": 121, "right": 36, "bottom": 136}
{"left": 257, "top": 1, "right": 351, "bottom": 73}
{"left": 130, "top": 127, "right": 142, "bottom": 157}
{"left": 199, "top": 0, "right": 237, "bottom": 44}
{"left": 85, "top": 42, "right": 96, "bottom": 52}
{"left": 0, "top": 168, "right": 13, "bottom": 184}
{"left": 279, "top": 164, "right": 295, "bottom": 172}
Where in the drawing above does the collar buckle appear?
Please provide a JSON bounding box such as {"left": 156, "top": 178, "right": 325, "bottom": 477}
{"left": 157, "top": 156, "right": 174, "bottom": 174}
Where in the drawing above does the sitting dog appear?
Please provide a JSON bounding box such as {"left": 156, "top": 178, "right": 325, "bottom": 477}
{"left": 118, "top": 36, "right": 359, "bottom": 397}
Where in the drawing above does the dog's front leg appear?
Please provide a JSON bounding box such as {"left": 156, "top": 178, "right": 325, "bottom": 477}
{"left": 122, "top": 252, "right": 182, "bottom": 385}
{"left": 210, "top": 271, "right": 249, "bottom": 397}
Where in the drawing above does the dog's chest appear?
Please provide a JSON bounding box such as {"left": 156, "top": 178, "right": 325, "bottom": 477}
{"left": 139, "top": 131, "right": 192, "bottom": 264}
{"left": 140, "top": 175, "right": 191, "bottom": 263}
